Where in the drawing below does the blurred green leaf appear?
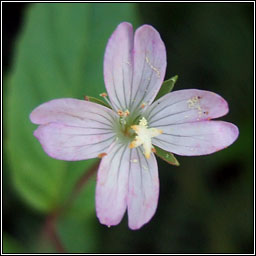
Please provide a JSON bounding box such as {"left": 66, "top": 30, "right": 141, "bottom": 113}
{"left": 6, "top": 3, "right": 139, "bottom": 215}
{"left": 154, "top": 75, "right": 178, "bottom": 101}
{"left": 57, "top": 215, "right": 99, "bottom": 253}
{"left": 3, "top": 233, "right": 26, "bottom": 253}
{"left": 154, "top": 146, "right": 180, "bottom": 166}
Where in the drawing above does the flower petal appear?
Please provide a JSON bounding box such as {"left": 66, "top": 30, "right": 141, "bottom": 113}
{"left": 130, "top": 25, "right": 166, "bottom": 112}
{"left": 146, "top": 89, "right": 229, "bottom": 126}
{"left": 34, "top": 123, "right": 115, "bottom": 160}
{"left": 30, "top": 98, "right": 116, "bottom": 127}
{"left": 152, "top": 121, "right": 239, "bottom": 156}
{"left": 104, "top": 23, "right": 166, "bottom": 112}
{"left": 30, "top": 98, "right": 117, "bottom": 160}
{"left": 96, "top": 142, "right": 130, "bottom": 227}
{"left": 127, "top": 148, "right": 159, "bottom": 230}
{"left": 104, "top": 22, "right": 134, "bottom": 111}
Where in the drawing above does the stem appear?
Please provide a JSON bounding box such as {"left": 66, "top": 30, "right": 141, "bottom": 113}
{"left": 42, "top": 210, "right": 66, "bottom": 253}
{"left": 41, "top": 160, "right": 100, "bottom": 253}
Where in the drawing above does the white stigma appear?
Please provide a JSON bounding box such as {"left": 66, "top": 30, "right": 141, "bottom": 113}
{"left": 129, "top": 117, "right": 162, "bottom": 159}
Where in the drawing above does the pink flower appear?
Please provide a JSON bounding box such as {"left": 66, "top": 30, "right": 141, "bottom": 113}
{"left": 30, "top": 22, "right": 239, "bottom": 230}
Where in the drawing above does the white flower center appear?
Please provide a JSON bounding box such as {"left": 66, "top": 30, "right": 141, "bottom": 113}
{"left": 129, "top": 117, "right": 162, "bottom": 159}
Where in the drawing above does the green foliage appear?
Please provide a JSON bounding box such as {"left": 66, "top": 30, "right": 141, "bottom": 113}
{"left": 3, "top": 233, "right": 26, "bottom": 253}
{"left": 154, "top": 146, "right": 180, "bottom": 166}
{"left": 154, "top": 75, "right": 178, "bottom": 101}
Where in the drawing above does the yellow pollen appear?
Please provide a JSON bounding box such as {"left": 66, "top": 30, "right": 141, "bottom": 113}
{"left": 187, "top": 96, "right": 203, "bottom": 117}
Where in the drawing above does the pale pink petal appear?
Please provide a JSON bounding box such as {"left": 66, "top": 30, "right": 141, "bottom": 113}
{"left": 130, "top": 25, "right": 166, "bottom": 112}
{"left": 127, "top": 148, "right": 159, "bottom": 230}
{"left": 152, "top": 121, "right": 239, "bottom": 156}
{"left": 96, "top": 142, "right": 130, "bottom": 227}
{"left": 30, "top": 98, "right": 116, "bottom": 127}
{"left": 104, "top": 22, "right": 134, "bottom": 110}
{"left": 104, "top": 23, "right": 166, "bottom": 112}
{"left": 34, "top": 123, "right": 115, "bottom": 160}
{"left": 30, "top": 98, "right": 117, "bottom": 160}
{"left": 146, "top": 89, "right": 229, "bottom": 126}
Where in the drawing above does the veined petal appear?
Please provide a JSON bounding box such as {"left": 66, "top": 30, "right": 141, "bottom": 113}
{"left": 96, "top": 142, "right": 130, "bottom": 227}
{"left": 145, "top": 89, "right": 229, "bottom": 126}
{"left": 104, "top": 23, "right": 166, "bottom": 112}
{"left": 152, "top": 121, "right": 239, "bottom": 156}
{"left": 30, "top": 98, "right": 117, "bottom": 160}
{"left": 30, "top": 98, "right": 116, "bottom": 127}
{"left": 128, "top": 148, "right": 159, "bottom": 230}
{"left": 130, "top": 25, "right": 166, "bottom": 112}
{"left": 104, "top": 22, "right": 134, "bottom": 111}
{"left": 34, "top": 123, "right": 115, "bottom": 160}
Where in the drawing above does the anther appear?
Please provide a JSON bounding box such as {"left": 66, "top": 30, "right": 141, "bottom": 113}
{"left": 98, "top": 152, "right": 107, "bottom": 158}
{"left": 100, "top": 92, "right": 108, "bottom": 97}
{"left": 124, "top": 110, "right": 130, "bottom": 116}
{"left": 117, "top": 110, "right": 124, "bottom": 117}
{"left": 141, "top": 103, "right": 146, "bottom": 108}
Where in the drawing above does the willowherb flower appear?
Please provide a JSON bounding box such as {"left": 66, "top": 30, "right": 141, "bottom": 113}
{"left": 30, "top": 22, "right": 239, "bottom": 230}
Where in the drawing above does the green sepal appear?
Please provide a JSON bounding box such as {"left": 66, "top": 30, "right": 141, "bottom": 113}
{"left": 154, "top": 146, "right": 180, "bottom": 166}
{"left": 84, "top": 95, "right": 111, "bottom": 108}
{"left": 154, "top": 75, "right": 178, "bottom": 101}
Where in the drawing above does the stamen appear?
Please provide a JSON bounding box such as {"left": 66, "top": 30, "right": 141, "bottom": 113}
{"left": 141, "top": 102, "right": 147, "bottom": 109}
{"left": 117, "top": 110, "right": 124, "bottom": 117}
{"left": 98, "top": 152, "right": 107, "bottom": 158}
{"left": 99, "top": 92, "right": 108, "bottom": 97}
{"left": 99, "top": 92, "right": 115, "bottom": 110}
{"left": 124, "top": 110, "right": 130, "bottom": 117}
{"left": 118, "top": 109, "right": 130, "bottom": 117}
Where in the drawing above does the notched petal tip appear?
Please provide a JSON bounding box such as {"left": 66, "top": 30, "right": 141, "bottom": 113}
{"left": 33, "top": 125, "right": 43, "bottom": 139}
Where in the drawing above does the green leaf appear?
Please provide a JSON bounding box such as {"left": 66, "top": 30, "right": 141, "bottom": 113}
{"left": 6, "top": 3, "right": 140, "bottom": 213}
{"left": 154, "top": 146, "right": 180, "bottom": 166}
{"left": 84, "top": 95, "right": 111, "bottom": 109}
{"left": 3, "top": 233, "right": 26, "bottom": 253}
{"left": 154, "top": 75, "right": 178, "bottom": 101}
{"left": 57, "top": 215, "right": 99, "bottom": 253}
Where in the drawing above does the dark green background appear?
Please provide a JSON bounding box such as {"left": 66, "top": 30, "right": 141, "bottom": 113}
{"left": 3, "top": 3, "right": 254, "bottom": 253}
